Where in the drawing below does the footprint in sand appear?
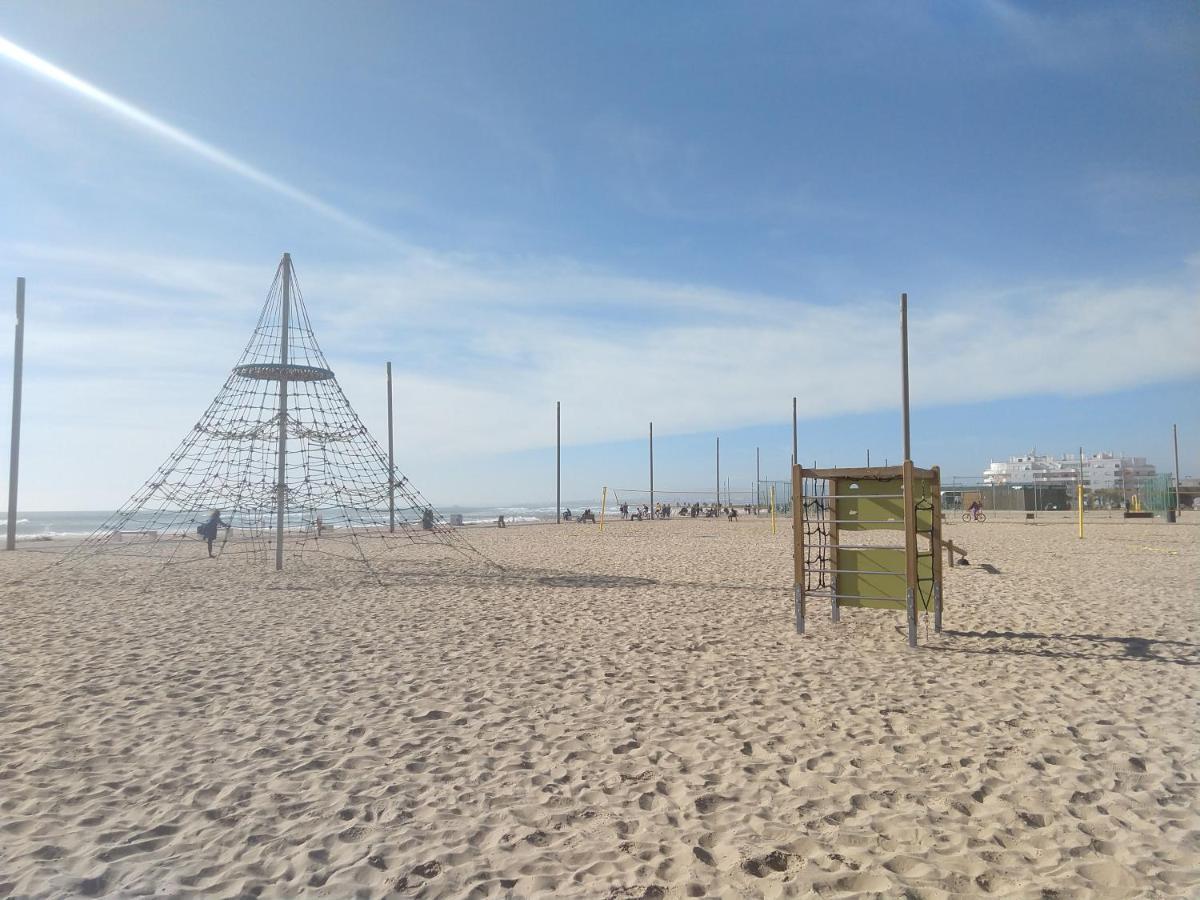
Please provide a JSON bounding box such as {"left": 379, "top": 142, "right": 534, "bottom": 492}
{"left": 741, "top": 850, "right": 793, "bottom": 878}
{"left": 411, "top": 710, "right": 450, "bottom": 722}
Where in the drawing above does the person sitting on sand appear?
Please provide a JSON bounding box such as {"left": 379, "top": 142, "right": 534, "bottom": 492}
{"left": 580, "top": 508, "right": 595, "bottom": 523}
{"left": 200, "top": 509, "right": 229, "bottom": 558}
{"left": 727, "top": 506, "right": 738, "bottom": 522}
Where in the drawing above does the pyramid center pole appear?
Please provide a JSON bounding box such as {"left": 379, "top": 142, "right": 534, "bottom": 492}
{"left": 5, "top": 278, "right": 25, "bottom": 552}
{"left": 275, "top": 254, "right": 291, "bottom": 571}
{"left": 386, "top": 362, "right": 395, "bottom": 533}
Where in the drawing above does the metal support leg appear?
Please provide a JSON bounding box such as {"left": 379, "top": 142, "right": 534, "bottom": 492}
{"left": 830, "top": 576, "right": 840, "bottom": 622}
{"left": 794, "top": 585, "right": 806, "bottom": 634}
{"left": 906, "top": 587, "right": 917, "bottom": 647}
{"left": 933, "top": 584, "right": 943, "bottom": 633}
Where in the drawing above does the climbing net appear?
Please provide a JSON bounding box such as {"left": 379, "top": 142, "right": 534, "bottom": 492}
{"left": 800, "top": 474, "right": 833, "bottom": 593}
{"left": 58, "top": 256, "right": 490, "bottom": 575}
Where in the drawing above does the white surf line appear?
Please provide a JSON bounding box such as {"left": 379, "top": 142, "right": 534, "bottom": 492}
{"left": 0, "top": 33, "right": 394, "bottom": 244}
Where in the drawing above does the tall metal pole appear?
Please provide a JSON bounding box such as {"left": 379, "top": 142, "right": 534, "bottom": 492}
{"left": 791, "top": 397, "right": 798, "bottom": 472}
{"left": 275, "top": 254, "right": 292, "bottom": 570}
{"left": 386, "top": 361, "right": 395, "bottom": 533}
{"left": 900, "top": 292, "right": 911, "bottom": 461}
{"left": 556, "top": 401, "right": 561, "bottom": 524}
{"left": 1173, "top": 424, "right": 1182, "bottom": 518}
{"left": 716, "top": 436, "right": 720, "bottom": 508}
{"left": 5, "top": 278, "right": 25, "bottom": 552}
{"left": 649, "top": 422, "right": 654, "bottom": 519}
{"left": 756, "top": 446, "right": 760, "bottom": 510}
{"left": 1078, "top": 446, "right": 1085, "bottom": 538}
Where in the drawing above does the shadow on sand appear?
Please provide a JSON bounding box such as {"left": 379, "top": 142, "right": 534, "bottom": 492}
{"left": 937, "top": 629, "right": 1199, "bottom": 666}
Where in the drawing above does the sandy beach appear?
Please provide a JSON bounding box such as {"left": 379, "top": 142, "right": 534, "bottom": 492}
{"left": 0, "top": 517, "right": 1196, "bottom": 898}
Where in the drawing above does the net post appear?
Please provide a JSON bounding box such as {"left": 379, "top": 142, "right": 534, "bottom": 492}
{"left": 1078, "top": 446, "right": 1085, "bottom": 538}
{"left": 556, "top": 401, "right": 561, "bottom": 524}
{"left": 649, "top": 422, "right": 654, "bottom": 519}
{"left": 275, "top": 254, "right": 291, "bottom": 571}
{"left": 1173, "top": 424, "right": 1181, "bottom": 520}
{"left": 599, "top": 486, "right": 607, "bottom": 531}
{"left": 5, "top": 277, "right": 24, "bottom": 552}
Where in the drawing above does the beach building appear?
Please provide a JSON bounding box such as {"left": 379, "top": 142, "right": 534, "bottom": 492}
{"left": 982, "top": 452, "right": 1156, "bottom": 489}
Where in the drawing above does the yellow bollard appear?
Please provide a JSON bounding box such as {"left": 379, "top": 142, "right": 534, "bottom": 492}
{"left": 770, "top": 485, "right": 777, "bottom": 535}
{"left": 600, "top": 486, "right": 607, "bottom": 532}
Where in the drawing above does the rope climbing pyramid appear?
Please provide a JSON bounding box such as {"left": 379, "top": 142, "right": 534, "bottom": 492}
{"left": 62, "top": 253, "right": 486, "bottom": 573}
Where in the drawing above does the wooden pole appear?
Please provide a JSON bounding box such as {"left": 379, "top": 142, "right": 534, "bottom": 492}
{"left": 900, "top": 292, "right": 911, "bottom": 462}
{"left": 386, "top": 361, "right": 395, "bottom": 533}
{"left": 556, "top": 401, "right": 561, "bottom": 524}
{"left": 792, "top": 464, "right": 805, "bottom": 633}
{"left": 931, "top": 465, "right": 944, "bottom": 633}
{"left": 5, "top": 277, "right": 25, "bottom": 552}
{"left": 649, "top": 422, "right": 654, "bottom": 519}
{"left": 275, "top": 254, "right": 291, "bottom": 571}
{"left": 1174, "top": 424, "right": 1182, "bottom": 519}
{"left": 829, "top": 476, "right": 840, "bottom": 623}
{"left": 902, "top": 459, "right": 918, "bottom": 647}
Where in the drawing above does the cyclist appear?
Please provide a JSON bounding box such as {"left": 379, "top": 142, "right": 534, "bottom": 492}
{"left": 968, "top": 499, "right": 983, "bottom": 521}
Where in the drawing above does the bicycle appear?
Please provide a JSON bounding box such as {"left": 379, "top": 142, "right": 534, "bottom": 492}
{"left": 961, "top": 511, "right": 986, "bottom": 523}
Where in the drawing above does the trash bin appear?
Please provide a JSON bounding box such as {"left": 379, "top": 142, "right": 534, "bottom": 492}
{"left": 1167, "top": 509, "right": 1177, "bottom": 523}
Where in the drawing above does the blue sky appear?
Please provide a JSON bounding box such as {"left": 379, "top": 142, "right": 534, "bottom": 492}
{"left": 0, "top": 1, "right": 1197, "bottom": 509}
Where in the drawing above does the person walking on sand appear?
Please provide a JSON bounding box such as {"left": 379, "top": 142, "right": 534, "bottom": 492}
{"left": 200, "top": 509, "right": 229, "bottom": 558}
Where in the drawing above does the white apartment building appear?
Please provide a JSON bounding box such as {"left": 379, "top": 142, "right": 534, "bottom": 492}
{"left": 982, "top": 452, "right": 1156, "bottom": 489}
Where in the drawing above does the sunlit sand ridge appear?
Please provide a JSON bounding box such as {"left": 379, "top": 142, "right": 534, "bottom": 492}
{"left": 0, "top": 518, "right": 1196, "bottom": 898}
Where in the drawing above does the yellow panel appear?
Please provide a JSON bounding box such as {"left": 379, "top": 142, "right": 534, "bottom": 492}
{"left": 835, "top": 549, "right": 935, "bottom": 611}
{"left": 834, "top": 477, "right": 933, "bottom": 532}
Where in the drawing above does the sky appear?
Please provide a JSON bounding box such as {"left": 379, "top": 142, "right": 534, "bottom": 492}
{"left": 0, "top": 1, "right": 1197, "bottom": 510}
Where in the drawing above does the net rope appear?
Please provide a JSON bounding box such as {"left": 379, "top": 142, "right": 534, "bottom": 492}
{"left": 801, "top": 475, "right": 832, "bottom": 592}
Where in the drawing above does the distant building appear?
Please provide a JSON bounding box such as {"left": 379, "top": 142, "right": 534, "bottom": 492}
{"left": 982, "top": 452, "right": 1156, "bottom": 489}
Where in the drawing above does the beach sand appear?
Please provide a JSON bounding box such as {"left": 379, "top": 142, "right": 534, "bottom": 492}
{"left": 0, "top": 517, "right": 1197, "bottom": 898}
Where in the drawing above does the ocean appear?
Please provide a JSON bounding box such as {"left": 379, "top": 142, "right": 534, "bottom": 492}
{"left": 0, "top": 503, "right": 606, "bottom": 539}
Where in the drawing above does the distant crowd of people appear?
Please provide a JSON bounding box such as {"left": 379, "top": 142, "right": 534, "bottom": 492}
{"left": 617, "top": 501, "right": 746, "bottom": 521}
